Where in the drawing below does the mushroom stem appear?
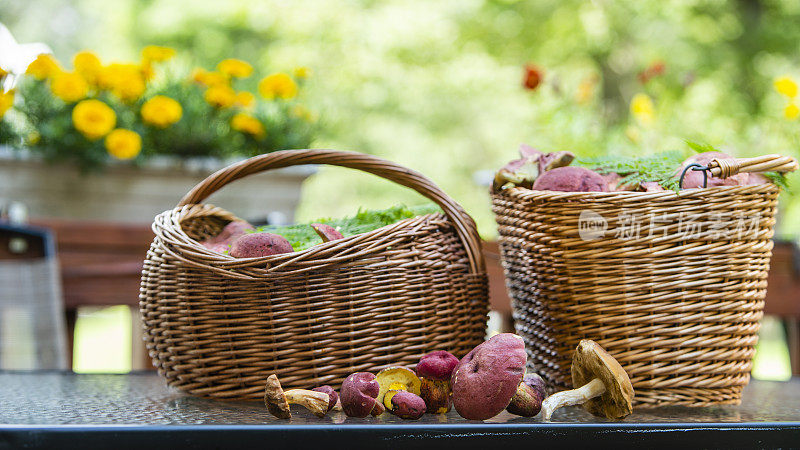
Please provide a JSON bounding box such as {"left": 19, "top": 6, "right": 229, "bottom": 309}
{"left": 284, "top": 389, "right": 331, "bottom": 418}
{"left": 541, "top": 378, "right": 606, "bottom": 421}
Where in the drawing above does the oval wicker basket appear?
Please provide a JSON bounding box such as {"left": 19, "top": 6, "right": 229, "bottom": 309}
{"left": 140, "top": 149, "right": 489, "bottom": 399}
{"left": 491, "top": 154, "right": 798, "bottom": 407}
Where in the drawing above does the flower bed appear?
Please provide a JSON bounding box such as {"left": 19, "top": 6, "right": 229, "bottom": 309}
{"left": 0, "top": 46, "right": 316, "bottom": 171}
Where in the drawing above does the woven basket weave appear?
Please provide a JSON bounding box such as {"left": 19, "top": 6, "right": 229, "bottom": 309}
{"left": 140, "top": 149, "right": 488, "bottom": 399}
{"left": 491, "top": 154, "right": 798, "bottom": 407}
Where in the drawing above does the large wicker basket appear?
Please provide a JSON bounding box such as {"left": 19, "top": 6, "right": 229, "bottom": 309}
{"left": 491, "top": 154, "right": 798, "bottom": 407}
{"left": 140, "top": 149, "right": 488, "bottom": 399}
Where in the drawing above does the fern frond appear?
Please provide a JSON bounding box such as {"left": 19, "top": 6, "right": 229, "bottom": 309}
{"left": 576, "top": 150, "right": 685, "bottom": 191}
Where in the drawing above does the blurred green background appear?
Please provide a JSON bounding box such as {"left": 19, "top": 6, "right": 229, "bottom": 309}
{"left": 2, "top": 0, "right": 798, "bottom": 378}
{"left": 4, "top": 0, "right": 800, "bottom": 236}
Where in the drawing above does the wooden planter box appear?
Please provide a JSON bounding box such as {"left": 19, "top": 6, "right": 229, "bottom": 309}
{"left": 0, "top": 149, "right": 316, "bottom": 224}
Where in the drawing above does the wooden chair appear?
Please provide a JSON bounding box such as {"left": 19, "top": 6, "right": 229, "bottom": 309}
{"left": 0, "top": 221, "right": 68, "bottom": 369}
{"left": 30, "top": 219, "right": 153, "bottom": 370}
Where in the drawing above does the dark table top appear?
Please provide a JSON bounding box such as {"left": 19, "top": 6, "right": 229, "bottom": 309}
{"left": 0, "top": 372, "right": 798, "bottom": 449}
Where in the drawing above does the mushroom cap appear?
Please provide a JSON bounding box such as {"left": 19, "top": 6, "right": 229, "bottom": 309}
{"left": 415, "top": 350, "right": 459, "bottom": 381}
{"left": 340, "top": 372, "right": 381, "bottom": 418}
{"left": 264, "top": 374, "right": 291, "bottom": 419}
{"left": 311, "top": 385, "right": 339, "bottom": 413}
{"left": 451, "top": 333, "right": 527, "bottom": 420}
{"left": 571, "top": 340, "right": 634, "bottom": 419}
{"left": 376, "top": 366, "right": 421, "bottom": 405}
{"left": 310, "top": 223, "right": 344, "bottom": 242}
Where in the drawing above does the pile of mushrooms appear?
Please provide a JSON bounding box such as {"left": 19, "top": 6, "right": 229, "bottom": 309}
{"left": 262, "top": 337, "right": 633, "bottom": 422}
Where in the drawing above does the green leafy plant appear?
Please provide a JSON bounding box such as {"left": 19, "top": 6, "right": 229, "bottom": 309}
{"left": 576, "top": 150, "right": 685, "bottom": 191}
{"left": 257, "top": 204, "right": 442, "bottom": 251}
{"left": 578, "top": 142, "right": 790, "bottom": 191}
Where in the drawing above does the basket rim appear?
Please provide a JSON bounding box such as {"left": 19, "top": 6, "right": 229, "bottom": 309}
{"left": 151, "top": 203, "right": 471, "bottom": 278}
{"left": 496, "top": 183, "right": 780, "bottom": 202}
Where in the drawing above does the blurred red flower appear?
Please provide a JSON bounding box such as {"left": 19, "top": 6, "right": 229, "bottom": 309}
{"left": 523, "top": 64, "right": 544, "bottom": 90}
{"left": 637, "top": 60, "right": 666, "bottom": 84}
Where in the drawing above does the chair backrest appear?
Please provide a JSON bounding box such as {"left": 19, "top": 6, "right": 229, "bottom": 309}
{"left": 0, "top": 222, "right": 68, "bottom": 370}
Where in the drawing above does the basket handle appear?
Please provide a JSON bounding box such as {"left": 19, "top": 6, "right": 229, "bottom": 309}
{"left": 679, "top": 154, "right": 798, "bottom": 188}
{"left": 177, "top": 149, "right": 485, "bottom": 273}
{"left": 709, "top": 154, "right": 798, "bottom": 178}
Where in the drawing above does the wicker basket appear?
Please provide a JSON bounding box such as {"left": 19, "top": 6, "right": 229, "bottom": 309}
{"left": 491, "top": 154, "right": 798, "bottom": 407}
{"left": 140, "top": 149, "right": 488, "bottom": 399}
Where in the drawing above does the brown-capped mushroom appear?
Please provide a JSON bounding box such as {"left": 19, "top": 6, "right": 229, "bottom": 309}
{"left": 540, "top": 340, "right": 634, "bottom": 421}
{"left": 506, "top": 373, "right": 547, "bottom": 417}
{"left": 264, "top": 374, "right": 330, "bottom": 419}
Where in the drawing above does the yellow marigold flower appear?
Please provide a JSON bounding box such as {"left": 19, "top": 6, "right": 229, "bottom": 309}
{"left": 190, "top": 67, "right": 208, "bottom": 83}
{"left": 105, "top": 128, "right": 142, "bottom": 160}
{"left": 141, "top": 95, "right": 182, "bottom": 128}
{"left": 0, "top": 90, "right": 14, "bottom": 118}
{"left": 191, "top": 68, "right": 228, "bottom": 87}
{"left": 235, "top": 91, "right": 255, "bottom": 108}
{"left": 141, "top": 61, "right": 155, "bottom": 81}
{"left": 293, "top": 66, "right": 310, "bottom": 79}
{"left": 217, "top": 59, "right": 253, "bottom": 78}
{"left": 98, "top": 63, "right": 146, "bottom": 101}
{"left": 630, "top": 93, "right": 655, "bottom": 126}
{"left": 575, "top": 75, "right": 596, "bottom": 105}
{"left": 774, "top": 76, "right": 798, "bottom": 98}
{"left": 72, "top": 99, "right": 116, "bottom": 140}
{"left": 26, "top": 54, "right": 61, "bottom": 79}
{"left": 290, "top": 104, "right": 316, "bottom": 122}
{"left": 258, "top": 72, "right": 298, "bottom": 100}
{"left": 141, "top": 45, "right": 175, "bottom": 63}
{"left": 204, "top": 84, "right": 237, "bottom": 108}
{"left": 785, "top": 103, "right": 800, "bottom": 120}
{"left": 73, "top": 51, "right": 102, "bottom": 84}
{"left": 50, "top": 72, "right": 88, "bottom": 103}
{"left": 231, "top": 113, "right": 265, "bottom": 138}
